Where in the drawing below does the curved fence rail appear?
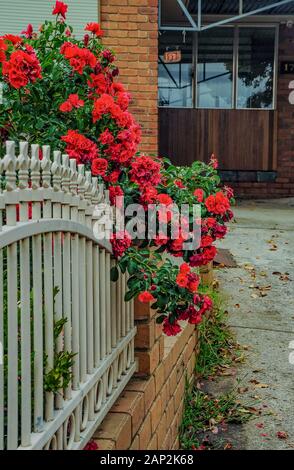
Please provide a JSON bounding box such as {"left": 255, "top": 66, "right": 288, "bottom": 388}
{"left": 0, "top": 141, "right": 136, "bottom": 450}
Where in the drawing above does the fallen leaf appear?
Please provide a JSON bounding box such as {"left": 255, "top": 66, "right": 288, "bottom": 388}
{"left": 259, "top": 271, "right": 268, "bottom": 277}
{"left": 276, "top": 431, "right": 288, "bottom": 440}
{"left": 255, "top": 383, "right": 270, "bottom": 389}
{"left": 256, "top": 423, "right": 264, "bottom": 429}
{"left": 224, "top": 442, "right": 233, "bottom": 450}
{"left": 244, "top": 264, "right": 255, "bottom": 271}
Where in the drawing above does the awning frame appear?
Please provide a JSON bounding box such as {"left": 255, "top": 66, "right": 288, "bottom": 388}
{"left": 159, "top": 0, "right": 294, "bottom": 31}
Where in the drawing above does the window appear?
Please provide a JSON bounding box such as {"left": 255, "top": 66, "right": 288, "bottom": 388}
{"left": 158, "top": 25, "right": 277, "bottom": 110}
{"left": 237, "top": 27, "right": 276, "bottom": 109}
{"left": 197, "top": 28, "right": 234, "bottom": 109}
{"left": 0, "top": 0, "right": 98, "bottom": 38}
{"left": 158, "top": 31, "right": 193, "bottom": 108}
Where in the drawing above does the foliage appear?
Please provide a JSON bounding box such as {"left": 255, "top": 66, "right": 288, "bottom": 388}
{"left": 44, "top": 287, "right": 76, "bottom": 394}
{"left": 180, "top": 388, "right": 252, "bottom": 450}
{"left": 195, "top": 288, "right": 243, "bottom": 378}
{"left": 180, "top": 289, "right": 251, "bottom": 450}
{"left": 0, "top": 2, "right": 235, "bottom": 335}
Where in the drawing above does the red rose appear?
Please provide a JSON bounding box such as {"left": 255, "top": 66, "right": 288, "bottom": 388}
{"left": 85, "top": 23, "right": 104, "bottom": 37}
{"left": 2, "top": 48, "right": 42, "bottom": 89}
{"left": 201, "top": 235, "right": 214, "bottom": 248}
{"left": 205, "top": 192, "right": 230, "bottom": 215}
{"left": 175, "top": 180, "right": 185, "bottom": 189}
{"left": 109, "top": 185, "right": 124, "bottom": 207}
{"left": 140, "top": 186, "right": 158, "bottom": 206}
{"left": 194, "top": 188, "right": 204, "bottom": 203}
{"left": 59, "top": 101, "right": 73, "bottom": 112}
{"left": 91, "top": 158, "right": 108, "bottom": 177}
{"left": 99, "top": 129, "right": 115, "bottom": 145}
{"left": 209, "top": 153, "right": 218, "bottom": 169}
{"left": 68, "top": 93, "right": 84, "bottom": 108}
{"left": 163, "top": 318, "right": 182, "bottom": 336}
{"left": 0, "top": 39, "right": 7, "bottom": 63}
{"left": 176, "top": 273, "right": 188, "bottom": 289}
{"left": 105, "top": 170, "right": 120, "bottom": 184}
{"left": 157, "top": 193, "right": 173, "bottom": 206}
{"left": 214, "top": 224, "right": 227, "bottom": 239}
{"left": 111, "top": 231, "right": 132, "bottom": 258}
{"left": 21, "top": 24, "right": 33, "bottom": 39}
{"left": 202, "top": 245, "right": 217, "bottom": 264}
{"left": 61, "top": 42, "right": 96, "bottom": 75}
{"left": 129, "top": 156, "right": 162, "bottom": 188}
{"left": 60, "top": 94, "right": 84, "bottom": 113}
{"left": 52, "top": 1, "right": 68, "bottom": 19}
{"left": 61, "top": 130, "right": 98, "bottom": 164}
{"left": 154, "top": 233, "right": 169, "bottom": 246}
{"left": 138, "top": 291, "right": 155, "bottom": 304}
{"left": 205, "top": 217, "right": 217, "bottom": 228}
{"left": 83, "top": 440, "right": 99, "bottom": 451}
{"left": 179, "top": 263, "right": 190, "bottom": 275}
{"left": 2, "top": 34, "right": 23, "bottom": 45}
{"left": 102, "top": 49, "right": 115, "bottom": 63}
{"left": 187, "top": 272, "right": 200, "bottom": 293}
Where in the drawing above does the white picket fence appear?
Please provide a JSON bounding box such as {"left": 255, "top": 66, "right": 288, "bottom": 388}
{"left": 0, "top": 141, "right": 136, "bottom": 450}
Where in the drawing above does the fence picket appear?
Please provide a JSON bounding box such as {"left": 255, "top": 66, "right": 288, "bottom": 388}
{"left": 0, "top": 140, "right": 136, "bottom": 450}
{"left": 93, "top": 247, "right": 100, "bottom": 368}
{"left": 0, "top": 246, "right": 3, "bottom": 450}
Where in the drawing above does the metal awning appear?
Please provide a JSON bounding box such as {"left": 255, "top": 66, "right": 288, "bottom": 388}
{"left": 159, "top": 0, "right": 294, "bottom": 31}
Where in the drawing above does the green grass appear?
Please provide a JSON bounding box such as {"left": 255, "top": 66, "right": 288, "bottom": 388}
{"left": 180, "top": 287, "right": 251, "bottom": 450}
{"left": 180, "top": 388, "right": 252, "bottom": 450}
{"left": 195, "top": 287, "right": 243, "bottom": 378}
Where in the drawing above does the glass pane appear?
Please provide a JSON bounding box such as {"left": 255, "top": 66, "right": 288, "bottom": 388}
{"left": 158, "top": 31, "right": 193, "bottom": 108}
{"left": 243, "top": 0, "right": 294, "bottom": 14}
{"left": 199, "top": 0, "right": 239, "bottom": 14}
{"left": 197, "top": 28, "right": 234, "bottom": 109}
{"left": 237, "top": 28, "right": 275, "bottom": 109}
{"left": 160, "top": 0, "right": 192, "bottom": 28}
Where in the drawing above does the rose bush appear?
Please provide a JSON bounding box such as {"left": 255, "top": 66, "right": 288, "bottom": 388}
{"left": 0, "top": 2, "right": 234, "bottom": 336}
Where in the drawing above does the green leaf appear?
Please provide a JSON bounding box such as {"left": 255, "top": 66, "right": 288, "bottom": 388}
{"left": 110, "top": 266, "right": 119, "bottom": 282}
{"left": 124, "top": 290, "right": 138, "bottom": 302}
{"left": 128, "top": 260, "right": 137, "bottom": 276}
{"left": 156, "top": 315, "right": 166, "bottom": 324}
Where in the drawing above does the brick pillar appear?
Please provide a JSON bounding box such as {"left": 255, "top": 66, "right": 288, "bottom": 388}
{"left": 134, "top": 299, "right": 164, "bottom": 377}
{"left": 100, "top": 0, "right": 159, "bottom": 155}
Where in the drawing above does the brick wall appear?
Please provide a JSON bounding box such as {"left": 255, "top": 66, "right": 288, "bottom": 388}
{"left": 232, "top": 25, "right": 294, "bottom": 198}
{"left": 94, "top": 322, "right": 198, "bottom": 450}
{"left": 92, "top": 268, "right": 213, "bottom": 450}
{"left": 100, "top": 0, "right": 159, "bottom": 155}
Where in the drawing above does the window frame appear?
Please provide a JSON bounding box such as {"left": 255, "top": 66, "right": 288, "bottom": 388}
{"left": 158, "top": 23, "right": 279, "bottom": 111}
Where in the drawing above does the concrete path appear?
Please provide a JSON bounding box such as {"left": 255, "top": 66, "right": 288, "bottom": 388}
{"left": 216, "top": 199, "right": 294, "bottom": 450}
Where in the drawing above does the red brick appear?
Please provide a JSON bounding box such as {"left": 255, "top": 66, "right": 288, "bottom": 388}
{"left": 138, "top": 415, "right": 152, "bottom": 450}
{"left": 110, "top": 390, "right": 144, "bottom": 436}
{"left": 94, "top": 412, "right": 132, "bottom": 450}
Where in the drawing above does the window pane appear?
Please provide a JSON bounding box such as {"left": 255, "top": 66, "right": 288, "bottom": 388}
{"left": 197, "top": 28, "right": 234, "bottom": 109}
{"left": 237, "top": 28, "right": 275, "bottom": 109}
{"left": 158, "top": 31, "right": 193, "bottom": 108}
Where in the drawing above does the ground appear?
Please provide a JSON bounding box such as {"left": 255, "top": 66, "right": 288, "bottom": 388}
{"left": 215, "top": 198, "right": 294, "bottom": 450}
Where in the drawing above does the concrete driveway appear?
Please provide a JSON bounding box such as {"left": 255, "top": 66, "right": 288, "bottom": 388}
{"left": 216, "top": 199, "right": 294, "bottom": 450}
